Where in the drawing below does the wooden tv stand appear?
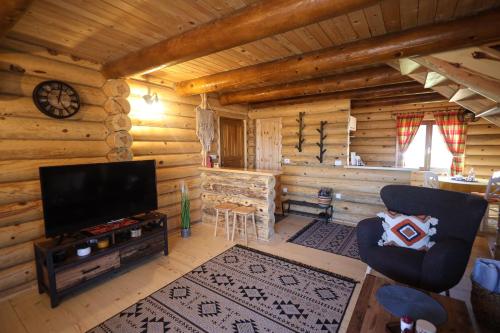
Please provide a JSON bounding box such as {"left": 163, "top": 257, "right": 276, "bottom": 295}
{"left": 34, "top": 212, "right": 167, "bottom": 307}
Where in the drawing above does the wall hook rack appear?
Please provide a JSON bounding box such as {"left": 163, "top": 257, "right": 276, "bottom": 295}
{"left": 295, "top": 112, "right": 305, "bottom": 152}
{"left": 316, "top": 120, "right": 327, "bottom": 163}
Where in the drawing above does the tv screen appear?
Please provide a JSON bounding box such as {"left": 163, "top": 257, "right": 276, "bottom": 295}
{"left": 39, "top": 160, "right": 158, "bottom": 237}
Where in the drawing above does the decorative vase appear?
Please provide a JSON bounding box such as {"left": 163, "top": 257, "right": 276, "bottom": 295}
{"left": 181, "top": 228, "right": 191, "bottom": 238}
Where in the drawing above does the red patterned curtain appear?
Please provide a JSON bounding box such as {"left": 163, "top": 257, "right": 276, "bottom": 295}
{"left": 434, "top": 111, "right": 468, "bottom": 175}
{"left": 396, "top": 113, "right": 425, "bottom": 165}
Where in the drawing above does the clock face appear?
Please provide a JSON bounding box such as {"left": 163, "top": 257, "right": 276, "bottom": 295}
{"left": 33, "top": 81, "right": 81, "bottom": 119}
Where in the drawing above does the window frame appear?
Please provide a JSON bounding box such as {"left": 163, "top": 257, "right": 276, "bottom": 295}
{"left": 399, "top": 120, "right": 449, "bottom": 171}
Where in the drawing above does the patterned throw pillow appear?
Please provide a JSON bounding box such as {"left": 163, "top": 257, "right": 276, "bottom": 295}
{"left": 377, "top": 210, "right": 438, "bottom": 251}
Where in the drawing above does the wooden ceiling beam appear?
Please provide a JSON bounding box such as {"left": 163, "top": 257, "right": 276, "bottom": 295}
{"left": 0, "top": 0, "right": 33, "bottom": 38}
{"left": 218, "top": 66, "right": 412, "bottom": 105}
{"left": 351, "top": 93, "right": 446, "bottom": 108}
{"left": 414, "top": 55, "right": 500, "bottom": 102}
{"left": 249, "top": 81, "right": 431, "bottom": 108}
{"left": 175, "top": 8, "right": 500, "bottom": 96}
{"left": 101, "top": 0, "right": 380, "bottom": 79}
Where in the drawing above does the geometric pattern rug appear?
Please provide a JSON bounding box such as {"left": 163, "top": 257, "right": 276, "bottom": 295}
{"left": 287, "top": 220, "right": 360, "bottom": 260}
{"left": 87, "top": 245, "right": 357, "bottom": 333}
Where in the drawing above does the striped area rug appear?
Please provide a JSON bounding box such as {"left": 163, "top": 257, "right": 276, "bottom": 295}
{"left": 288, "top": 220, "right": 360, "bottom": 260}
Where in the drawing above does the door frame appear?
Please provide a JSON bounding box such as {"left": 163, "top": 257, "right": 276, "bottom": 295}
{"left": 217, "top": 116, "right": 247, "bottom": 168}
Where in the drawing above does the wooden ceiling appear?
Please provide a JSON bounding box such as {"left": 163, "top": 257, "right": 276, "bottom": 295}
{"left": 4, "top": 0, "right": 500, "bottom": 85}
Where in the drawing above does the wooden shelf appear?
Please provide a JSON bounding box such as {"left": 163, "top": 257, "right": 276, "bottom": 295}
{"left": 34, "top": 212, "right": 168, "bottom": 307}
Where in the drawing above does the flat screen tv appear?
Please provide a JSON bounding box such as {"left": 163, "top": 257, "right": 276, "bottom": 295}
{"left": 39, "top": 160, "right": 158, "bottom": 237}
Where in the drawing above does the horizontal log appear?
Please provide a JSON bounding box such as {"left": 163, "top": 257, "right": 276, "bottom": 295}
{"left": 134, "top": 153, "right": 201, "bottom": 168}
{"left": 130, "top": 126, "right": 197, "bottom": 142}
{"left": 159, "top": 199, "right": 202, "bottom": 220}
{"left": 0, "top": 261, "right": 35, "bottom": 292}
{"left": 465, "top": 155, "right": 500, "bottom": 166}
{"left": 157, "top": 176, "right": 201, "bottom": 195}
{"left": 0, "top": 219, "right": 43, "bottom": 249}
{"left": 282, "top": 165, "right": 410, "bottom": 182}
{"left": 281, "top": 125, "right": 347, "bottom": 137}
{"left": 104, "top": 97, "right": 131, "bottom": 115}
{"left": 0, "top": 48, "right": 105, "bottom": 87}
{"left": 158, "top": 188, "right": 201, "bottom": 208}
{"left": 351, "top": 137, "right": 396, "bottom": 146}
{"left": 282, "top": 135, "right": 347, "bottom": 146}
{"left": 282, "top": 175, "right": 388, "bottom": 194}
{"left": 103, "top": 0, "right": 379, "bottom": 78}
{"left": 352, "top": 128, "right": 397, "bottom": 138}
{"left": 282, "top": 156, "right": 345, "bottom": 166}
{"left": 0, "top": 71, "right": 107, "bottom": 106}
{"left": 176, "top": 9, "right": 500, "bottom": 94}
{"left": 102, "top": 79, "right": 130, "bottom": 97}
{"left": 351, "top": 93, "right": 445, "bottom": 108}
{"left": 156, "top": 165, "right": 200, "bottom": 181}
{"left": 249, "top": 99, "right": 349, "bottom": 119}
{"left": 466, "top": 135, "right": 500, "bottom": 146}
{"left": 159, "top": 210, "right": 201, "bottom": 232}
{"left": 0, "top": 95, "right": 107, "bottom": 122}
{"left": 359, "top": 153, "right": 396, "bottom": 163}
{"left": 219, "top": 66, "right": 409, "bottom": 105}
{"left": 356, "top": 120, "right": 396, "bottom": 130}
{"left": 282, "top": 145, "right": 347, "bottom": 157}
{"left": 280, "top": 112, "right": 349, "bottom": 126}
{"left": 465, "top": 146, "right": 500, "bottom": 156}
{"left": 0, "top": 116, "right": 109, "bottom": 141}
{"left": 351, "top": 145, "right": 395, "bottom": 154}
{"left": 0, "top": 1, "right": 34, "bottom": 38}
{"left": 106, "top": 131, "right": 133, "bottom": 148}
{"left": 132, "top": 141, "right": 200, "bottom": 155}
{"left": 463, "top": 165, "right": 498, "bottom": 178}
{"left": 130, "top": 114, "right": 196, "bottom": 129}
{"left": 0, "top": 157, "right": 108, "bottom": 183}
{"left": 467, "top": 124, "right": 500, "bottom": 135}
{"left": 0, "top": 200, "right": 43, "bottom": 228}
{"left": 0, "top": 140, "right": 109, "bottom": 160}
{"left": 284, "top": 184, "right": 383, "bottom": 205}
{"left": 0, "top": 180, "right": 39, "bottom": 205}
{"left": 0, "top": 241, "right": 34, "bottom": 271}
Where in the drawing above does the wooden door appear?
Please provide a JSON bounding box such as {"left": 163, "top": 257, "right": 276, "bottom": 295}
{"left": 256, "top": 118, "right": 282, "bottom": 170}
{"left": 220, "top": 117, "right": 245, "bottom": 168}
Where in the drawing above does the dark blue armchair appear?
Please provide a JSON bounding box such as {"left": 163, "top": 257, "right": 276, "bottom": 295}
{"left": 357, "top": 185, "right": 487, "bottom": 293}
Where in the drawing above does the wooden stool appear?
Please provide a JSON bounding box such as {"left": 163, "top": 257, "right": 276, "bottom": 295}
{"left": 231, "top": 206, "right": 257, "bottom": 246}
{"left": 214, "top": 203, "right": 239, "bottom": 240}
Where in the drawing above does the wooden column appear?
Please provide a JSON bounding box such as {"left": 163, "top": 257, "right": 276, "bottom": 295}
{"left": 103, "top": 79, "right": 133, "bottom": 161}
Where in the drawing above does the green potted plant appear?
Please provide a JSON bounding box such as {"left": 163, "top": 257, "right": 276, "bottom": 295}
{"left": 180, "top": 183, "right": 191, "bottom": 238}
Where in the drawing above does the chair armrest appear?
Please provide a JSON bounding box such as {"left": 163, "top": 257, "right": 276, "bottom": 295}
{"left": 356, "top": 217, "right": 384, "bottom": 258}
{"left": 421, "top": 238, "right": 471, "bottom": 292}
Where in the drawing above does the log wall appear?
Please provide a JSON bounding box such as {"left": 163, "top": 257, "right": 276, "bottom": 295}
{"left": 0, "top": 44, "right": 123, "bottom": 299}
{"left": 249, "top": 98, "right": 412, "bottom": 224}
{"left": 127, "top": 79, "right": 247, "bottom": 232}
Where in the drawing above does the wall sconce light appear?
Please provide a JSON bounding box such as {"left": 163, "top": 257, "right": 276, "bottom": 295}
{"left": 143, "top": 91, "right": 158, "bottom": 105}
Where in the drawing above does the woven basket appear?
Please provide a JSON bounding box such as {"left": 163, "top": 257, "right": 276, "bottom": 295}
{"left": 471, "top": 280, "right": 500, "bottom": 331}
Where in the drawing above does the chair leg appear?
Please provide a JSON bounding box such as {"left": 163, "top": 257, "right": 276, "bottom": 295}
{"left": 214, "top": 209, "right": 219, "bottom": 236}
{"left": 252, "top": 213, "right": 257, "bottom": 239}
{"left": 244, "top": 215, "right": 248, "bottom": 246}
{"left": 225, "top": 210, "right": 230, "bottom": 240}
{"left": 231, "top": 213, "right": 237, "bottom": 242}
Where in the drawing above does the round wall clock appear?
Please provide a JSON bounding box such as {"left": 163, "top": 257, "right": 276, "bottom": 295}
{"left": 32, "top": 80, "right": 81, "bottom": 119}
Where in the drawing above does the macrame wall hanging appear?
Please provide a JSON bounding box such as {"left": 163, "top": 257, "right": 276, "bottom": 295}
{"left": 195, "top": 93, "right": 215, "bottom": 166}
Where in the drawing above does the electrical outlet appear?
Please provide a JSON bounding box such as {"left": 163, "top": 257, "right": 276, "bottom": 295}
{"left": 282, "top": 187, "right": 288, "bottom": 193}
{"left": 283, "top": 158, "right": 291, "bottom": 164}
{"left": 335, "top": 193, "right": 341, "bottom": 199}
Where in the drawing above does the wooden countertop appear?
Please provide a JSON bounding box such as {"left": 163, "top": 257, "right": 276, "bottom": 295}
{"left": 199, "top": 167, "right": 282, "bottom": 176}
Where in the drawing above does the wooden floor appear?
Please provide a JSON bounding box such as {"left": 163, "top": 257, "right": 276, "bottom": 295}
{"left": 0, "top": 215, "right": 489, "bottom": 333}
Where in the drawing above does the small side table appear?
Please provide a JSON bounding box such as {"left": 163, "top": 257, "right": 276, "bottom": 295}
{"left": 346, "top": 274, "right": 473, "bottom": 333}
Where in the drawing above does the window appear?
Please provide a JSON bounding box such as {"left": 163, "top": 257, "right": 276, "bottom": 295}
{"left": 402, "top": 122, "right": 452, "bottom": 171}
